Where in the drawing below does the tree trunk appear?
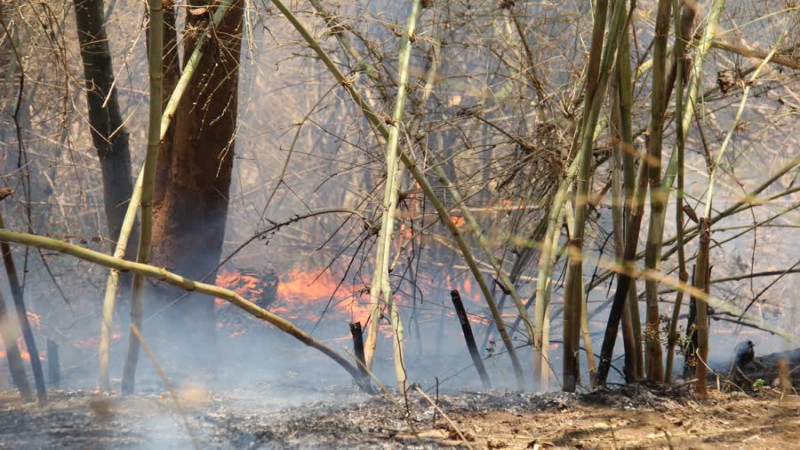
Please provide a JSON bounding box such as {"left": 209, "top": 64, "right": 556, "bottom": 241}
{"left": 73, "top": 0, "right": 135, "bottom": 251}
{"left": 150, "top": 0, "right": 244, "bottom": 359}
{"left": 0, "top": 289, "right": 33, "bottom": 401}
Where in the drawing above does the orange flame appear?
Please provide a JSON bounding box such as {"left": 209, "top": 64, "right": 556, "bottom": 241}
{"left": 277, "top": 270, "right": 371, "bottom": 324}
{"left": 213, "top": 267, "right": 494, "bottom": 339}
{"left": 215, "top": 268, "right": 266, "bottom": 306}
{"left": 0, "top": 337, "right": 47, "bottom": 361}
{"left": 214, "top": 268, "right": 373, "bottom": 337}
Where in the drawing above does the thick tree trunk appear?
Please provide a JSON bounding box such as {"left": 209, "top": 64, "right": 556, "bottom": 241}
{"left": 73, "top": 0, "right": 135, "bottom": 250}
{"left": 150, "top": 0, "right": 243, "bottom": 358}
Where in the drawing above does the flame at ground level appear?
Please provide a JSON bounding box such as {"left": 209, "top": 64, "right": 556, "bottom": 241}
{"left": 215, "top": 268, "right": 373, "bottom": 337}
{"left": 0, "top": 337, "right": 46, "bottom": 362}
{"left": 214, "top": 267, "right": 492, "bottom": 338}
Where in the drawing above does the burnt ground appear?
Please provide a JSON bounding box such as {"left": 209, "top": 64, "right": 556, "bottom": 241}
{"left": 0, "top": 382, "right": 798, "bottom": 449}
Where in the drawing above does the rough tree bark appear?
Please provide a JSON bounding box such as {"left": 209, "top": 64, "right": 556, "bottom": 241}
{"left": 149, "top": 0, "right": 244, "bottom": 357}
{"left": 73, "top": 0, "right": 135, "bottom": 250}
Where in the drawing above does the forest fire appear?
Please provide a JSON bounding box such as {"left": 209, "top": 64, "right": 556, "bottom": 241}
{"left": 214, "top": 267, "right": 372, "bottom": 337}
{"left": 276, "top": 269, "right": 372, "bottom": 324}
{"left": 212, "top": 267, "right": 494, "bottom": 339}
{"left": 0, "top": 337, "right": 44, "bottom": 362}
{"left": 0, "top": 313, "right": 45, "bottom": 361}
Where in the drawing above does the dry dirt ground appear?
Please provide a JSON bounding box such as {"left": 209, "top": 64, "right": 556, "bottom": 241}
{"left": 0, "top": 383, "right": 798, "bottom": 449}
{"left": 417, "top": 387, "right": 800, "bottom": 449}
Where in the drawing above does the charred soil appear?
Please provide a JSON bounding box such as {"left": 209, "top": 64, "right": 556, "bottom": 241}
{"left": 0, "top": 383, "right": 798, "bottom": 449}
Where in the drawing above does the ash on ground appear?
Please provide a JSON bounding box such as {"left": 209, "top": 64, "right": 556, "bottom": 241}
{"left": 0, "top": 383, "right": 696, "bottom": 449}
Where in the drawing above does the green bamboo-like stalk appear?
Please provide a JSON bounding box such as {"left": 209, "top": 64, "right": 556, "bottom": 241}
{"left": 693, "top": 219, "right": 711, "bottom": 396}
{"left": 363, "top": 0, "right": 421, "bottom": 394}
{"left": 563, "top": 0, "right": 626, "bottom": 392}
{"left": 531, "top": 118, "right": 609, "bottom": 389}
{"left": 270, "top": 0, "right": 527, "bottom": 388}
{"left": 0, "top": 228, "right": 369, "bottom": 387}
{"left": 642, "top": 0, "right": 672, "bottom": 383}
{"left": 611, "top": 17, "right": 643, "bottom": 382}
{"left": 533, "top": 155, "right": 579, "bottom": 389}
{"left": 121, "top": 0, "right": 164, "bottom": 394}
{"left": 563, "top": 201, "right": 596, "bottom": 383}
{"left": 535, "top": 207, "right": 566, "bottom": 389}
{"left": 584, "top": 0, "right": 610, "bottom": 114}
{"left": 618, "top": 18, "right": 643, "bottom": 381}
{"left": 102, "top": 0, "right": 235, "bottom": 393}
{"left": 609, "top": 46, "right": 638, "bottom": 383}
{"left": 596, "top": 128, "right": 651, "bottom": 385}
{"left": 99, "top": 169, "right": 142, "bottom": 391}
{"left": 664, "top": 0, "right": 688, "bottom": 384}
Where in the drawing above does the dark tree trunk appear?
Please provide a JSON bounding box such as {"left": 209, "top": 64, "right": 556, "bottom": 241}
{"left": 73, "top": 0, "right": 135, "bottom": 251}
{"left": 0, "top": 290, "right": 33, "bottom": 401}
{"left": 150, "top": 0, "right": 244, "bottom": 360}
{"left": 0, "top": 219, "right": 47, "bottom": 404}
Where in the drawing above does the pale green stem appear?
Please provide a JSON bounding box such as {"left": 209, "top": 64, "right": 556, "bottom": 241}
{"left": 363, "top": 0, "right": 421, "bottom": 394}
{"left": 642, "top": 0, "right": 672, "bottom": 382}
{"left": 665, "top": 0, "right": 687, "bottom": 384}
{"left": 99, "top": 170, "right": 142, "bottom": 391}
{"left": 121, "top": 0, "right": 164, "bottom": 394}
{"left": 563, "top": 0, "right": 627, "bottom": 392}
